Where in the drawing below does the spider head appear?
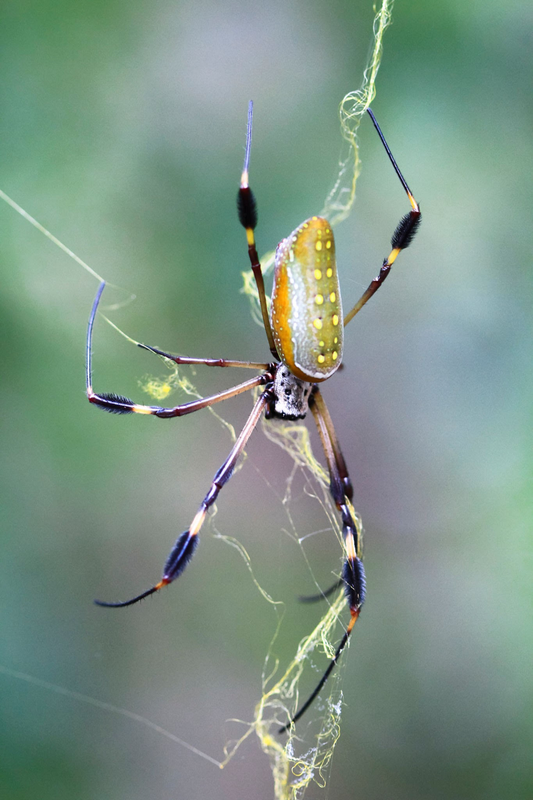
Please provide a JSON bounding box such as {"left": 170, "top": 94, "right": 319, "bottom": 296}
{"left": 269, "top": 365, "right": 312, "bottom": 420}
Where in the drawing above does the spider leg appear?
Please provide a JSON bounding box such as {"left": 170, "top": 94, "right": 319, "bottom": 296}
{"left": 312, "top": 384, "right": 354, "bottom": 502}
{"left": 279, "top": 387, "right": 365, "bottom": 733}
{"left": 137, "top": 343, "right": 269, "bottom": 371}
{"left": 298, "top": 385, "right": 355, "bottom": 602}
{"left": 298, "top": 576, "right": 343, "bottom": 604}
{"left": 95, "top": 388, "right": 272, "bottom": 608}
{"left": 87, "top": 282, "right": 270, "bottom": 417}
{"left": 344, "top": 108, "right": 421, "bottom": 326}
{"left": 237, "top": 101, "right": 279, "bottom": 361}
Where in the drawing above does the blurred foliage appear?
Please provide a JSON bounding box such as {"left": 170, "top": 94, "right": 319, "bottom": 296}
{"left": 0, "top": 1, "right": 532, "bottom": 799}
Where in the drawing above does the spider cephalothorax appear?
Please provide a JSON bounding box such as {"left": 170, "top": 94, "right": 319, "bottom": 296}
{"left": 267, "top": 364, "right": 313, "bottom": 420}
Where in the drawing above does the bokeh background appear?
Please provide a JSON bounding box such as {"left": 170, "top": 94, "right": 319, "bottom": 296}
{"left": 0, "top": 1, "right": 531, "bottom": 798}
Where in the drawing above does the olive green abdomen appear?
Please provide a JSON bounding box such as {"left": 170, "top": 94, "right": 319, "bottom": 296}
{"left": 270, "top": 216, "right": 343, "bottom": 382}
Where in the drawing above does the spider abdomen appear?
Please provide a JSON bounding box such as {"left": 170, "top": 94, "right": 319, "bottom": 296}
{"left": 270, "top": 216, "right": 343, "bottom": 382}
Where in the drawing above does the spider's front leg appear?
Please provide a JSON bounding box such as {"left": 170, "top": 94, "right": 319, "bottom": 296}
{"left": 86, "top": 282, "right": 268, "bottom": 418}
{"left": 95, "top": 388, "right": 272, "bottom": 607}
{"left": 344, "top": 108, "right": 421, "bottom": 326}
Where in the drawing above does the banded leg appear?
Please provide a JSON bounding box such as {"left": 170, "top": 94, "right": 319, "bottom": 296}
{"left": 279, "top": 387, "right": 365, "bottom": 733}
{"left": 95, "top": 388, "right": 272, "bottom": 608}
{"left": 87, "top": 282, "right": 271, "bottom": 417}
{"left": 312, "top": 385, "right": 354, "bottom": 503}
{"left": 297, "top": 387, "right": 354, "bottom": 602}
{"left": 344, "top": 108, "right": 421, "bottom": 326}
{"left": 237, "top": 101, "right": 279, "bottom": 361}
{"left": 299, "top": 385, "right": 357, "bottom": 603}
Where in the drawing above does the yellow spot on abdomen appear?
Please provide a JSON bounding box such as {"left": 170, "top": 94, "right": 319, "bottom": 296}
{"left": 326, "top": 268, "right": 333, "bottom": 278}
{"left": 314, "top": 269, "right": 322, "bottom": 280}
{"left": 313, "top": 319, "right": 323, "bottom": 330}
{"left": 332, "top": 314, "right": 339, "bottom": 326}
{"left": 315, "top": 240, "right": 322, "bottom": 251}
{"left": 315, "top": 294, "right": 324, "bottom": 305}
{"left": 317, "top": 354, "right": 325, "bottom": 364}
{"left": 329, "top": 292, "right": 336, "bottom": 303}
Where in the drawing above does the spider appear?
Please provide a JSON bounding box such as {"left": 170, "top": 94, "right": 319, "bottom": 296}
{"left": 86, "top": 103, "right": 421, "bottom": 732}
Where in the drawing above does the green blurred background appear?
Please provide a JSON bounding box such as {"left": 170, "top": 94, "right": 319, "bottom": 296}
{"left": 0, "top": 0, "right": 531, "bottom": 798}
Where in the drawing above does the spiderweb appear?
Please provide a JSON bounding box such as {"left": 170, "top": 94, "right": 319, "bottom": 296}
{"left": 0, "top": 1, "right": 393, "bottom": 797}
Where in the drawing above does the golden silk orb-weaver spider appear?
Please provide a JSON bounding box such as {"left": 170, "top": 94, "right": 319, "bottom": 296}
{"left": 87, "top": 103, "right": 421, "bottom": 732}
